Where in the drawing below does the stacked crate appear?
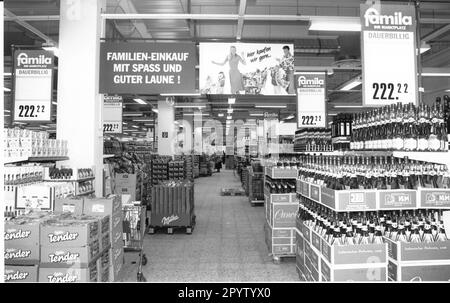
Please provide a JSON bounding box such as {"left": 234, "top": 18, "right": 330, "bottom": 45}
{"left": 84, "top": 196, "right": 124, "bottom": 282}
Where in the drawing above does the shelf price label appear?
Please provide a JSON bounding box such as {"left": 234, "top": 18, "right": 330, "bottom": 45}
{"left": 103, "top": 95, "right": 123, "bottom": 134}
{"left": 13, "top": 50, "right": 54, "bottom": 122}
{"left": 361, "top": 3, "right": 418, "bottom": 106}
{"left": 296, "top": 72, "right": 326, "bottom": 128}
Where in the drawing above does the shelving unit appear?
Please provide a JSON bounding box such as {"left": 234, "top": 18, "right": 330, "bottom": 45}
{"left": 4, "top": 156, "right": 69, "bottom": 164}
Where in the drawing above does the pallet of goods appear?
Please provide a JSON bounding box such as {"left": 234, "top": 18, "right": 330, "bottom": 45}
{"left": 295, "top": 152, "right": 450, "bottom": 282}
{"left": 264, "top": 165, "right": 299, "bottom": 263}
{"left": 149, "top": 180, "right": 195, "bottom": 234}
{"left": 248, "top": 162, "right": 265, "bottom": 206}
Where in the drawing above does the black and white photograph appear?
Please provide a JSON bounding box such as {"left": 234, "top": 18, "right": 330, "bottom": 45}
{"left": 2, "top": 0, "right": 450, "bottom": 290}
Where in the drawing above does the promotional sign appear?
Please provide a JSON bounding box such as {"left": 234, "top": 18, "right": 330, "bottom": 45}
{"left": 13, "top": 50, "right": 54, "bottom": 122}
{"left": 199, "top": 43, "right": 295, "bottom": 95}
{"left": 361, "top": 3, "right": 418, "bottom": 106}
{"left": 99, "top": 42, "right": 196, "bottom": 94}
{"left": 296, "top": 72, "right": 326, "bottom": 128}
{"left": 103, "top": 95, "right": 122, "bottom": 134}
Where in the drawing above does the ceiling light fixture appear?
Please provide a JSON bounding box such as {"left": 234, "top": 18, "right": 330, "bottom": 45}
{"left": 255, "top": 105, "right": 286, "bottom": 108}
{"left": 422, "top": 73, "right": 450, "bottom": 77}
{"left": 174, "top": 104, "right": 206, "bottom": 108}
{"left": 227, "top": 108, "right": 233, "bottom": 114}
{"left": 285, "top": 115, "right": 295, "bottom": 120}
{"left": 152, "top": 108, "right": 159, "bottom": 113}
{"left": 228, "top": 98, "right": 236, "bottom": 104}
{"left": 123, "top": 113, "right": 143, "bottom": 117}
{"left": 133, "top": 119, "right": 154, "bottom": 122}
{"left": 133, "top": 98, "right": 147, "bottom": 105}
{"left": 218, "top": 113, "right": 224, "bottom": 117}
{"left": 339, "top": 77, "right": 362, "bottom": 91}
{"left": 4, "top": 110, "right": 10, "bottom": 113}
{"left": 420, "top": 41, "right": 431, "bottom": 54}
{"left": 309, "top": 18, "right": 361, "bottom": 32}
{"left": 160, "top": 93, "right": 201, "bottom": 96}
{"left": 227, "top": 116, "right": 232, "bottom": 120}
{"left": 249, "top": 113, "right": 264, "bottom": 116}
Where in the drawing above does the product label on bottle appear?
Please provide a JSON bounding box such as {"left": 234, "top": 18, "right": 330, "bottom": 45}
{"left": 404, "top": 138, "right": 417, "bottom": 150}
{"left": 428, "top": 136, "right": 440, "bottom": 151}
{"left": 393, "top": 138, "right": 404, "bottom": 150}
{"left": 417, "top": 138, "right": 428, "bottom": 151}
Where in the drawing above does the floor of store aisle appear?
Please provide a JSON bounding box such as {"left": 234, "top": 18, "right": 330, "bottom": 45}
{"left": 122, "top": 170, "right": 298, "bottom": 282}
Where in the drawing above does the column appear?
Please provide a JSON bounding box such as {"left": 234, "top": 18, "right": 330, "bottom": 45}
{"left": 56, "top": 0, "right": 105, "bottom": 195}
{"left": 157, "top": 100, "right": 175, "bottom": 155}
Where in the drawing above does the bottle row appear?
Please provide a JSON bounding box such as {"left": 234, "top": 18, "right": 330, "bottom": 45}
{"left": 298, "top": 197, "right": 448, "bottom": 246}
{"left": 294, "top": 128, "right": 333, "bottom": 152}
{"left": 297, "top": 154, "right": 450, "bottom": 190}
{"left": 264, "top": 177, "right": 297, "bottom": 193}
{"left": 351, "top": 101, "right": 449, "bottom": 151}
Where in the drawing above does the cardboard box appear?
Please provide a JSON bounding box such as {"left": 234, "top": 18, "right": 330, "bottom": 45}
{"left": 114, "top": 185, "right": 136, "bottom": 201}
{"left": 39, "top": 265, "right": 98, "bottom": 283}
{"left": 40, "top": 240, "right": 100, "bottom": 268}
{"left": 264, "top": 222, "right": 296, "bottom": 256}
{"left": 388, "top": 260, "right": 450, "bottom": 281}
{"left": 109, "top": 246, "right": 124, "bottom": 282}
{"left": 111, "top": 223, "right": 123, "bottom": 248}
{"left": 40, "top": 217, "right": 100, "bottom": 248}
{"left": 114, "top": 173, "right": 137, "bottom": 187}
{"left": 320, "top": 238, "right": 387, "bottom": 265}
{"left": 97, "top": 249, "right": 111, "bottom": 282}
{"left": 386, "top": 237, "right": 450, "bottom": 262}
{"left": 268, "top": 202, "right": 298, "bottom": 229}
{"left": 4, "top": 265, "right": 39, "bottom": 282}
{"left": 53, "top": 197, "right": 84, "bottom": 215}
{"left": 84, "top": 196, "right": 122, "bottom": 217}
{"left": 4, "top": 218, "right": 42, "bottom": 265}
{"left": 321, "top": 258, "right": 387, "bottom": 282}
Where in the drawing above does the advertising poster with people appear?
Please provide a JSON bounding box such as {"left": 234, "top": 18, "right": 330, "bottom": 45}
{"left": 199, "top": 43, "right": 295, "bottom": 95}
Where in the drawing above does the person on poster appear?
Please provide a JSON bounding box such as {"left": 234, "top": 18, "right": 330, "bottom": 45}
{"left": 277, "top": 45, "right": 295, "bottom": 94}
{"left": 211, "top": 46, "right": 246, "bottom": 94}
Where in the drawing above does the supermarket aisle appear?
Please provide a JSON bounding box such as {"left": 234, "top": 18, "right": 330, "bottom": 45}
{"left": 122, "top": 170, "right": 298, "bottom": 282}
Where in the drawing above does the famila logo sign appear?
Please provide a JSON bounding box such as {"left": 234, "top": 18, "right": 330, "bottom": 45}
{"left": 364, "top": 7, "right": 413, "bottom": 27}
{"left": 297, "top": 76, "right": 324, "bottom": 86}
{"left": 16, "top": 52, "right": 52, "bottom": 67}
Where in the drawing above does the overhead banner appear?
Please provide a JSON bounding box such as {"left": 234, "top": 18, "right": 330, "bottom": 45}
{"left": 361, "top": 3, "right": 418, "bottom": 106}
{"left": 13, "top": 50, "right": 54, "bottom": 122}
{"left": 199, "top": 43, "right": 295, "bottom": 95}
{"left": 103, "top": 95, "right": 122, "bottom": 134}
{"left": 296, "top": 72, "right": 326, "bottom": 128}
{"left": 99, "top": 42, "right": 196, "bottom": 94}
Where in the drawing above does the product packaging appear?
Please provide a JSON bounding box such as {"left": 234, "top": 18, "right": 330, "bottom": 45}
{"left": 38, "top": 264, "right": 98, "bottom": 283}
{"left": 40, "top": 241, "right": 100, "bottom": 268}
{"left": 4, "top": 265, "right": 39, "bottom": 282}
{"left": 53, "top": 197, "right": 84, "bottom": 215}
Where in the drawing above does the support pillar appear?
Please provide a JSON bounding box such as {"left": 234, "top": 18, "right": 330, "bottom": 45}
{"left": 157, "top": 100, "right": 175, "bottom": 155}
{"left": 56, "top": 0, "right": 105, "bottom": 195}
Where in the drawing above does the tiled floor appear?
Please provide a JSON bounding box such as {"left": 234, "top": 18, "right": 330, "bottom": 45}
{"left": 122, "top": 170, "right": 298, "bottom": 282}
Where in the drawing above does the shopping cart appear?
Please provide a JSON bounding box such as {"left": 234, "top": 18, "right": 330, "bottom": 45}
{"left": 123, "top": 204, "right": 148, "bottom": 282}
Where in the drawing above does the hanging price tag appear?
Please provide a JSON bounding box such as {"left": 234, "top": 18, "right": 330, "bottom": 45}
{"left": 296, "top": 72, "right": 326, "bottom": 128}
{"left": 13, "top": 50, "right": 54, "bottom": 122}
{"left": 103, "top": 95, "right": 122, "bottom": 134}
{"left": 361, "top": 3, "right": 418, "bottom": 106}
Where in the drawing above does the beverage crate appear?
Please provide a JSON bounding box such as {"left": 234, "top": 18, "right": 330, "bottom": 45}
{"left": 297, "top": 180, "right": 450, "bottom": 212}
{"left": 296, "top": 216, "right": 388, "bottom": 282}
{"left": 264, "top": 222, "right": 296, "bottom": 261}
{"left": 384, "top": 237, "right": 450, "bottom": 281}
{"left": 264, "top": 167, "right": 298, "bottom": 179}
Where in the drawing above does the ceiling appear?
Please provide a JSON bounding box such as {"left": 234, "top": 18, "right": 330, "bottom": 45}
{"left": 4, "top": 0, "right": 450, "bottom": 137}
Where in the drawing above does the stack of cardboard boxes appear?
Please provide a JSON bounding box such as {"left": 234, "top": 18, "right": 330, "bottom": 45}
{"left": 83, "top": 196, "right": 124, "bottom": 282}
{"left": 114, "top": 173, "right": 138, "bottom": 201}
{"left": 4, "top": 195, "right": 125, "bottom": 283}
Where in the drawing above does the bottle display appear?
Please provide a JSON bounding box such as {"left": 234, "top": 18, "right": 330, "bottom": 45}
{"left": 298, "top": 197, "right": 448, "bottom": 245}
{"left": 331, "top": 114, "right": 352, "bottom": 151}
{"left": 294, "top": 128, "right": 333, "bottom": 152}
{"left": 265, "top": 177, "right": 297, "bottom": 193}
{"left": 296, "top": 154, "right": 450, "bottom": 190}
{"left": 351, "top": 101, "right": 448, "bottom": 151}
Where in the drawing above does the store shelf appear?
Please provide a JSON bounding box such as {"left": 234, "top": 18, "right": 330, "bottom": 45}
{"left": 4, "top": 156, "right": 69, "bottom": 164}
{"left": 77, "top": 190, "right": 95, "bottom": 196}
{"left": 43, "top": 176, "right": 95, "bottom": 183}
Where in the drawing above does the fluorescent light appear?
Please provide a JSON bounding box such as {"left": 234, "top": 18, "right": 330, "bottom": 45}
{"left": 4, "top": 72, "right": 11, "bottom": 76}
{"left": 40, "top": 125, "right": 50, "bottom": 128}
{"left": 446, "top": 89, "right": 450, "bottom": 92}
{"left": 4, "top": 110, "right": 10, "bottom": 113}
{"left": 4, "top": 87, "right": 11, "bottom": 92}
{"left": 174, "top": 104, "right": 206, "bottom": 108}
{"left": 134, "top": 119, "right": 154, "bottom": 122}
{"left": 422, "top": 73, "right": 450, "bottom": 77}
{"left": 228, "top": 98, "right": 236, "bottom": 104}
{"left": 328, "top": 113, "right": 338, "bottom": 116}
{"left": 43, "top": 46, "right": 59, "bottom": 57}
{"left": 123, "top": 113, "right": 142, "bottom": 116}
{"left": 122, "top": 122, "right": 127, "bottom": 125}
{"left": 420, "top": 41, "right": 431, "bottom": 54}
{"left": 152, "top": 108, "right": 159, "bottom": 113}
{"left": 255, "top": 105, "right": 286, "bottom": 108}
{"left": 133, "top": 98, "right": 147, "bottom": 105}
{"left": 309, "top": 18, "right": 361, "bottom": 32}
{"left": 218, "top": 113, "right": 224, "bottom": 117}
{"left": 227, "top": 116, "right": 232, "bottom": 120}
{"left": 334, "top": 105, "right": 363, "bottom": 108}
{"left": 340, "top": 77, "right": 362, "bottom": 91}
{"left": 160, "top": 93, "right": 201, "bottom": 96}
{"left": 227, "top": 108, "right": 233, "bottom": 114}
{"left": 250, "top": 113, "right": 264, "bottom": 116}
{"left": 285, "top": 115, "right": 295, "bottom": 120}
{"left": 5, "top": 114, "right": 11, "bottom": 117}
{"left": 13, "top": 122, "right": 26, "bottom": 125}
{"left": 183, "top": 113, "right": 209, "bottom": 116}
